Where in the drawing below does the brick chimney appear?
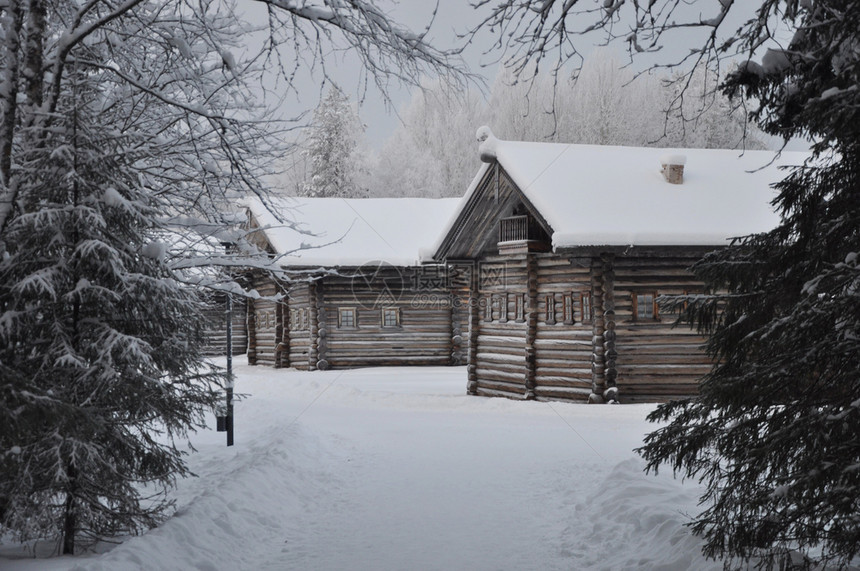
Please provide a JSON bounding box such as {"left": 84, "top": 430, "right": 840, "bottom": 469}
{"left": 660, "top": 154, "right": 686, "bottom": 184}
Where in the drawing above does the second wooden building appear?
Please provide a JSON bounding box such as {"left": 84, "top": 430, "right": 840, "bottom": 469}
{"left": 242, "top": 197, "right": 467, "bottom": 370}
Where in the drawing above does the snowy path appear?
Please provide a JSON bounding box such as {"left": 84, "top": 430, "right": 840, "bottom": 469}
{"left": 268, "top": 406, "right": 602, "bottom": 570}
{"left": 2, "top": 360, "right": 719, "bottom": 570}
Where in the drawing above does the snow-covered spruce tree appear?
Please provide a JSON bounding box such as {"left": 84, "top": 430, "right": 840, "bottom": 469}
{"left": 0, "top": 62, "right": 224, "bottom": 553}
{"left": 473, "top": 0, "right": 859, "bottom": 566}
{"left": 639, "top": 6, "right": 860, "bottom": 568}
{"left": 1, "top": 0, "right": 467, "bottom": 554}
{"left": 0, "top": 2, "right": 269, "bottom": 551}
{"left": 301, "top": 86, "right": 366, "bottom": 198}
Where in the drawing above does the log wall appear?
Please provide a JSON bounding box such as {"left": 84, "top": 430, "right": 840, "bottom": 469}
{"left": 468, "top": 251, "right": 712, "bottom": 403}
{"left": 590, "top": 259, "right": 606, "bottom": 400}
{"left": 448, "top": 265, "right": 472, "bottom": 366}
{"left": 286, "top": 282, "right": 313, "bottom": 370}
{"left": 473, "top": 256, "right": 529, "bottom": 399}
{"left": 246, "top": 267, "right": 462, "bottom": 371}
{"left": 321, "top": 269, "right": 453, "bottom": 368}
{"left": 249, "top": 273, "right": 282, "bottom": 367}
{"left": 466, "top": 272, "right": 481, "bottom": 395}
{"left": 470, "top": 254, "right": 599, "bottom": 402}
{"left": 601, "top": 254, "right": 618, "bottom": 402}
{"left": 610, "top": 255, "right": 710, "bottom": 402}
{"left": 532, "top": 256, "right": 594, "bottom": 402}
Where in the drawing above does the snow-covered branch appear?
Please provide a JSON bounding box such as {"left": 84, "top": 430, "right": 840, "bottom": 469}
{"left": 254, "top": 0, "right": 475, "bottom": 105}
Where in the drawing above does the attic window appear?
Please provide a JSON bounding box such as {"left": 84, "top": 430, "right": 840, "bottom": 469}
{"left": 497, "top": 212, "right": 551, "bottom": 255}
{"left": 499, "top": 215, "right": 528, "bottom": 242}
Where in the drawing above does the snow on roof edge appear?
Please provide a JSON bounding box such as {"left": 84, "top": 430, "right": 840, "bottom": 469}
{"left": 552, "top": 232, "right": 736, "bottom": 249}
{"left": 243, "top": 195, "right": 461, "bottom": 267}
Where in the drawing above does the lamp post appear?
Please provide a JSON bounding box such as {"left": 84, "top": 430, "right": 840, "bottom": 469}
{"left": 226, "top": 292, "right": 234, "bottom": 447}
{"left": 220, "top": 241, "right": 235, "bottom": 447}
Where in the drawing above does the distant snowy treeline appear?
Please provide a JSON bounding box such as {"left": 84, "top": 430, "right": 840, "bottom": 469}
{"left": 281, "top": 50, "right": 766, "bottom": 199}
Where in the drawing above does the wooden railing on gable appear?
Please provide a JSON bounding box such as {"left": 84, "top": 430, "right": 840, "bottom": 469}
{"left": 498, "top": 215, "right": 550, "bottom": 254}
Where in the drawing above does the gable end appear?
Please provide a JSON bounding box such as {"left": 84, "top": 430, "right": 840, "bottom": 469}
{"left": 434, "top": 164, "right": 553, "bottom": 261}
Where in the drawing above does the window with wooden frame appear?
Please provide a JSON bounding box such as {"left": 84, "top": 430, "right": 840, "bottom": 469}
{"left": 562, "top": 294, "right": 574, "bottom": 325}
{"left": 580, "top": 292, "right": 593, "bottom": 323}
{"left": 382, "top": 307, "right": 400, "bottom": 328}
{"left": 545, "top": 294, "right": 556, "bottom": 324}
{"left": 514, "top": 293, "right": 525, "bottom": 322}
{"left": 634, "top": 292, "right": 659, "bottom": 321}
{"left": 338, "top": 307, "right": 356, "bottom": 328}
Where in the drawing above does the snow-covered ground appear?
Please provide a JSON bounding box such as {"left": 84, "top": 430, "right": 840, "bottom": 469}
{"left": 1, "top": 358, "right": 720, "bottom": 570}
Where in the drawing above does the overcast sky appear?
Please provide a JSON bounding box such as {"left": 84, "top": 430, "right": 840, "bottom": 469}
{"left": 268, "top": 0, "right": 500, "bottom": 148}
{"left": 245, "top": 1, "right": 803, "bottom": 151}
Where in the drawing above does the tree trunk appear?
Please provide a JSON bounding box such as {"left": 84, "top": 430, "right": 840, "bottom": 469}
{"left": 24, "top": 0, "right": 45, "bottom": 111}
{"left": 62, "top": 465, "right": 77, "bottom": 555}
{"left": 0, "top": 2, "right": 23, "bottom": 231}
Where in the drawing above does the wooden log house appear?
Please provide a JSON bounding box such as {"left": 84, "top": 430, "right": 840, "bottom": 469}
{"left": 242, "top": 197, "right": 467, "bottom": 370}
{"left": 430, "top": 127, "right": 807, "bottom": 403}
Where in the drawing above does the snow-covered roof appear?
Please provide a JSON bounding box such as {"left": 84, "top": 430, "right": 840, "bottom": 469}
{"left": 244, "top": 196, "right": 461, "bottom": 267}
{"left": 435, "top": 129, "right": 809, "bottom": 254}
